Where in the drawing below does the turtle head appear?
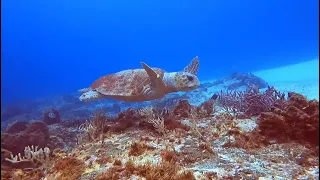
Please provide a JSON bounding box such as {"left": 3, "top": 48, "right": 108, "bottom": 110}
{"left": 163, "top": 71, "right": 200, "bottom": 92}
{"left": 79, "top": 90, "right": 102, "bottom": 102}
{"left": 163, "top": 56, "right": 200, "bottom": 92}
{"left": 173, "top": 72, "right": 200, "bottom": 91}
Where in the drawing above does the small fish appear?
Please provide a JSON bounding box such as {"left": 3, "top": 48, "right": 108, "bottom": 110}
{"left": 211, "top": 94, "right": 218, "bottom": 100}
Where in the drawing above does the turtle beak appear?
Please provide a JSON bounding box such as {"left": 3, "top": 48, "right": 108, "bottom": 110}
{"left": 79, "top": 95, "right": 86, "bottom": 101}
{"left": 195, "top": 80, "right": 200, "bottom": 86}
{"left": 193, "top": 77, "right": 200, "bottom": 87}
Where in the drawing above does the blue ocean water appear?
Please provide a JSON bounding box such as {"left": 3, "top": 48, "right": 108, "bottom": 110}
{"left": 1, "top": 0, "right": 319, "bottom": 104}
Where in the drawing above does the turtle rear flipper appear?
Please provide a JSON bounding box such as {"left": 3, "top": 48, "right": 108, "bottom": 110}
{"left": 141, "top": 62, "right": 167, "bottom": 96}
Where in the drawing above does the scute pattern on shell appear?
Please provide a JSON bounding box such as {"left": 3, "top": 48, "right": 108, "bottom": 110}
{"left": 174, "top": 72, "right": 189, "bottom": 88}
{"left": 90, "top": 68, "right": 165, "bottom": 96}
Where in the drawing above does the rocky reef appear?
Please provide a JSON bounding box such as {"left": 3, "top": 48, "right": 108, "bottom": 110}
{"left": 1, "top": 73, "right": 319, "bottom": 179}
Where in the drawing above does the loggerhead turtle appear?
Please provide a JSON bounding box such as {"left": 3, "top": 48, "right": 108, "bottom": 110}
{"left": 78, "top": 56, "right": 200, "bottom": 102}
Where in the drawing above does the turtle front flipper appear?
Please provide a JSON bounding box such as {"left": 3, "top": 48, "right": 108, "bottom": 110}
{"left": 183, "top": 56, "right": 199, "bottom": 75}
{"left": 141, "top": 62, "right": 167, "bottom": 97}
{"left": 79, "top": 90, "right": 106, "bottom": 102}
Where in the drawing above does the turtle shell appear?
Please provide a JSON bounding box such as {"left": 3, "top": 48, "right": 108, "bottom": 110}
{"left": 90, "top": 68, "right": 166, "bottom": 97}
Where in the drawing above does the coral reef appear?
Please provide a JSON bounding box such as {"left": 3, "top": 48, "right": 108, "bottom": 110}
{"left": 2, "top": 121, "right": 50, "bottom": 156}
{"left": 1, "top": 80, "right": 319, "bottom": 179}
{"left": 216, "top": 86, "right": 285, "bottom": 116}
{"left": 50, "top": 157, "right": 85, "bottom": 180}
{"left": 5, "top": 145, "right": 51, "bottom": 169}
{"left": 43, "top": 108, "right": 61, "bottom": 125}
{"left": 5, "top": 121, "right": 29, "bottom": 134}
{"left": 211, "top": 72, "right": 269, "bottom": 90}
{"left": 258, "top": 92, "right": 319, "bottom": 147}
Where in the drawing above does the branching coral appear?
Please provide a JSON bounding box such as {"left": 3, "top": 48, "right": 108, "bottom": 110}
{"left": 5, "top": 145, "right": 51, "bottom": 169}
{"left": 2, "top": 121, "right": 50, "bottom": 159}
{"left": 221, "top": 91, "right": 319, "bottom": 151}
{"left": 217, "top": 86, "right": 285, "bottom": 116}
{"left": 139, "top": 106, "right": 166, "bottom": 134}
{"left": 138, "top": 105, "right": 191, "bottom": 134}
{"left": 77, "top": 109, "right": 108, "bottom": 143}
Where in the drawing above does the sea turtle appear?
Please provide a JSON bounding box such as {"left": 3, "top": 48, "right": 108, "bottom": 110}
{"left": 78, "top": 56, "right": 200, "bottom": 102}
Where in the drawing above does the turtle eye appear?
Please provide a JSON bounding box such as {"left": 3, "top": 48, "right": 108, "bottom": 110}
{"left": 187, "top": 76, "right": 194, "bottom": 81}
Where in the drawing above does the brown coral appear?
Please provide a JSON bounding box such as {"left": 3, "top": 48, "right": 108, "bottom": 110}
{"left": 173, "top": 99, "right": 192, "bottom": 118}
{"left": 173, "top": 99, "right": 214, "bottom": 119}
{"left": 5, "top": 121, "right": 29, "bottom": 134}
{"left": 53, "top": 157, "right": 85, "bottom": 180}
{"left": 95, "top": 161, "right": 196, "bottom": 180}
{"left": 109, "top": 108, "right": 141, "bottom": 133}
{"left": 160, "top": 149, "right": 178, "bottom": 163}
{"left": 257, "top": 92, "right": 319, "bottom": 147}
{"left": 128, "top": 141, "right": 155, "bottom": 156}
{"left": 1, "top": 121, "right": 49, "bottom": 156}
{"left": 196, "top": 99, "right": 214, "bottom": 118}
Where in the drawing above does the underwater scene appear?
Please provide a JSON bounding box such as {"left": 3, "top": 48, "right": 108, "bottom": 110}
{"left": 1, "top": 0, "right": 319, "bottom": 179}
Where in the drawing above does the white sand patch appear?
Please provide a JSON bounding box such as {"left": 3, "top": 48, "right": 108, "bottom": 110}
{"left": 252, "top": 59, "right": 319, "bottom": 100}
{"left": 252, "top": 59, "right": 319, "bottom": 83}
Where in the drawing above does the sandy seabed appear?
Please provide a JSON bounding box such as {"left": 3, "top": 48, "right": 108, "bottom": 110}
{"left": 253, "top": 59, "right": 319, "bottom": 100}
